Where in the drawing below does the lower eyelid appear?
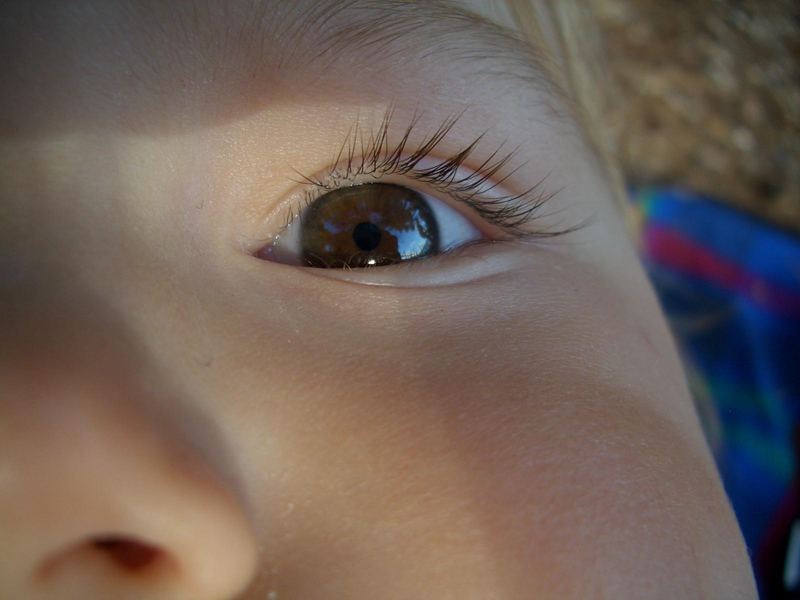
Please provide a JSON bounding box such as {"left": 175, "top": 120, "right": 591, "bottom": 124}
{"left": 277, "top": 239, "right": 533, "bottom": 288}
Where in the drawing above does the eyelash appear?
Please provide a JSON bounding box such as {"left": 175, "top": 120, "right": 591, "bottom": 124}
{"left": 278, "top": 108, "right": 572, "bottom": 240}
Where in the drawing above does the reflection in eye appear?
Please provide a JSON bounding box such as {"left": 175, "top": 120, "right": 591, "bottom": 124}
{"left": 259, "top": 183, "right": 483, "bottom": 269}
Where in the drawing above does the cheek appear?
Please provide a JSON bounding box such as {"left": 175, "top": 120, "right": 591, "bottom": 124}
{"left": 276, "top": 269, "right": 729, "bottom": 596}
{"left": 115, "top": 244, "right": 747, "bottom": 596}
{"left": 154, "top": 254, "right": 739, "bottom": 596}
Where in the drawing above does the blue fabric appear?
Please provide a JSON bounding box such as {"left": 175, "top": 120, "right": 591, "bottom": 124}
{"left": 631, "top": 186, "right": 800, "bottom": 598}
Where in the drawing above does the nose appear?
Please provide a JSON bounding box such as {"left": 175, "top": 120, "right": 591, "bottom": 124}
{"left": 0, "top": 301, "right": 259, "bottom": 600}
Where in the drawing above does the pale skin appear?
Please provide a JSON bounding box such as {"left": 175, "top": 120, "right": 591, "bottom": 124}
{"left": 0, "top": 1, "right": 757, "bottom": 598}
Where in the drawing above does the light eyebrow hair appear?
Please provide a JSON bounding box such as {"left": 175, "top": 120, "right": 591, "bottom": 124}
{"left": 269, "top": 0, "right": 575, "bottom": 121}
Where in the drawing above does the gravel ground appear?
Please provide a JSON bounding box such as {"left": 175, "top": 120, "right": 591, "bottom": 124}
{"left": 593, "top": 0, "right": 799, "bottom": 231}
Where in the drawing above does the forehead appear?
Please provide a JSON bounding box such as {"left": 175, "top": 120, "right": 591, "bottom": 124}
{"left": 0, "top": 0, "right": 571, "bottom": 136}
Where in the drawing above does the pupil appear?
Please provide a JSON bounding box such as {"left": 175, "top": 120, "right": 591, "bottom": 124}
{"left": 296, "top": 183, "right": 439, "bottom": 269}
{"left": 352, "top": 222, "right": 382, "bottom": 251}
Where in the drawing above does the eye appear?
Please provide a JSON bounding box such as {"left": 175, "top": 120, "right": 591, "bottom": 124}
{"left": 256, "top": 183, "right": 484, "bottom": 268}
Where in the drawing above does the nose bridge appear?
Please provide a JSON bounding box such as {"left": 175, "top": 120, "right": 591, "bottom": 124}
{"left": 0, "top": 285, "right": 259, "bottom": 599}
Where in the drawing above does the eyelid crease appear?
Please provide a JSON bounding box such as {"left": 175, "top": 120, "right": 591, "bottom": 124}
{"left": 279, "top": 108, "right": 585, "bottom": 242}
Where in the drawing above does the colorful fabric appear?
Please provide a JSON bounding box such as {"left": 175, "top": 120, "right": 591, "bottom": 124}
{"left": 630, "top": 186, "right": 800, "bottom": 598}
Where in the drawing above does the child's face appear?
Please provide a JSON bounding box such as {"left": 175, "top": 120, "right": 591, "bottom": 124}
{"left": 0, "top": 1, "right": 756, "bottom": 598}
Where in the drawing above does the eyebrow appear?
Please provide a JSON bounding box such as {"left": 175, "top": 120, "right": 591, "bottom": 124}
{"left": 0, "top": 0, "right": 574, "bottom": 135}
{"left": 274, "top": 0, "right": 571, "bottom": 111}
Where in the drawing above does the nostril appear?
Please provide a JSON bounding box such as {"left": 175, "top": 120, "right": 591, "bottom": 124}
{"left": 36, "top": 533, "right": 177, "bottom": 584}
{"left": 91, "top": 536, "right": 163, "bottom": 572}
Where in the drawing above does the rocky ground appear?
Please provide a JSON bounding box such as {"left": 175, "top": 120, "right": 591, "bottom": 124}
{"left": 593, "top": 0, "right": 799, "bottom": 231}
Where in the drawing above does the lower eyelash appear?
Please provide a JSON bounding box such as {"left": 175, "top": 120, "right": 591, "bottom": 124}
{"left": 285, "top": 108, "right": 584, "bottom": 240}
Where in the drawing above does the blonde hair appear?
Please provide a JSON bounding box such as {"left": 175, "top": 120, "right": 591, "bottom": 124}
{"left": 500, "top": 1, "right": 627, "bottom": 214}
{"left": 520, "top": 0, "right": 626, "bottom": 210}
{"left": 501, "top": 1, "right": 726, "bottom": 450}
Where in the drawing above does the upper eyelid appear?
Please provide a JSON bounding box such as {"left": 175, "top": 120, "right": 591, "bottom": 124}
{"left": 284, "top": 109, "right": 571, "bottom": 238}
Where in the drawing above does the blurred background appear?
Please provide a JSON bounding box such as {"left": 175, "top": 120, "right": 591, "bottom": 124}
{"left": 597, "top": 0, "right": 799, "bottom": 230}
{"left": 591, "top": 1, "right": 798, "bottom": 597}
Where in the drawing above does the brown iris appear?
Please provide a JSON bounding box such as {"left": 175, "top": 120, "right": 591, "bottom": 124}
{"left": 300, "top": 183, "right": 440, "bottom": 268}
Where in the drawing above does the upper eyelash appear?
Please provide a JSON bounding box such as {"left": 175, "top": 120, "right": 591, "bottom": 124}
{"left": 284, "top": 108, "right": 575, "bottom": 238}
